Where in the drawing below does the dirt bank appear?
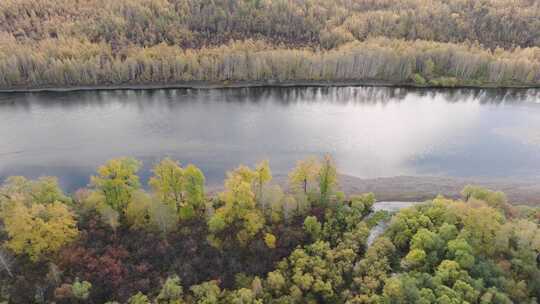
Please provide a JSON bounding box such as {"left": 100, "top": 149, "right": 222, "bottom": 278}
{"left": 209, "top": 174, "right": 540, "bottom": 206}
{"left": 339, "top": 175, "right": 540, "bottom": 205}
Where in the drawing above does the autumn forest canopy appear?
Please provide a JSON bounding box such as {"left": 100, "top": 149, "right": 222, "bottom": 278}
{"left": 0, "top": 0, "right": 540, "bottom": 89}
{"left": 0, "top": 156, "right": 539, "bottom": 303}
{"left": 2, "top": 1, "right": 540, "bottom": 303}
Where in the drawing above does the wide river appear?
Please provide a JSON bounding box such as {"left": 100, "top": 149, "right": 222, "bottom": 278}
{"left": 1, "top": 86, "right": 540, "bottom": 191}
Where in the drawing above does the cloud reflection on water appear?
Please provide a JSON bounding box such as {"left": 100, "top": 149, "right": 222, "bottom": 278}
{"left": 0, "top": 86, "right": 539, "bottom": 191}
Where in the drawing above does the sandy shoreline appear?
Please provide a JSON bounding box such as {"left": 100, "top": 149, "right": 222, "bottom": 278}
{"left": 0, "top": 80, "right": 539, "bottom": 93}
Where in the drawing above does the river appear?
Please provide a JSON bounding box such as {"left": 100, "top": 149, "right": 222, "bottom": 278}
{"left": 1, "top": 86, "right": 540, "bottom": 192}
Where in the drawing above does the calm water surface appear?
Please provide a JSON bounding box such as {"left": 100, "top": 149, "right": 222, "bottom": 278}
{"left": 1, "top": 87, "right": 540, "bottom": 191}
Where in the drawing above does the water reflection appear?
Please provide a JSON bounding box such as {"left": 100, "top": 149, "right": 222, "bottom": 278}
{"left": 0, "top": 86, "right": 539, "bottom": 192}
{"left": 1, "top": 86, "right": 538, "bottom": 108}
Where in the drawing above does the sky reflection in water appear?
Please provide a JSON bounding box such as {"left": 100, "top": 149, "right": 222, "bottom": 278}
{"left": 0, "top": 87, "right": 539, "bottom": 191}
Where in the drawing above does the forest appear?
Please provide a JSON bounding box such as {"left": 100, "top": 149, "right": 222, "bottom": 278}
{"left": 0, "top": 156, "right": 539, "bottom": 303}
{"left": 0, "top": 0, "right": 540, "bottom": 89}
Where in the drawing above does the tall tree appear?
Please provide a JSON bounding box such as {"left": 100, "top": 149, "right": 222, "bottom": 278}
{"left": 90, "top": 157, "right": 142, "bottom": 213}
{"left": 182, "top": 164, "right": 206, "bottom": 215}
{"left": 149, "top": 158, "right": 184, "bottom": 209}
{"left": 2, "top": 200, "right": 78, "bottom": 261}
{"left": 149, "top": 159, "right": 205, "bottom": 220}
{"left": 318, "top": 154, "right": 338, "bottom": 204}
{"left": 288, "top": 156, "right": 321, "bottom": 194}
{"left": 254, "top": 160, "right": 272, "bottom": 204}
{"left": 208, "top": 165, "right": 264, "bottom": 247}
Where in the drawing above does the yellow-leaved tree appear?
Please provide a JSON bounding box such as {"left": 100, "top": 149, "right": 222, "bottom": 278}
{"left": 254, "top": 160, "right": 272, "bottom": 204}
{"left": 125, "top": 190, "right": 178, "bottom": 234}
{"left": 207, "top": 162, "right": 268, "bottom": 247}
{"left": 288, "top": 155, "right": 338, "bottom": 204}
{"left": 0, "top": 176, "right": 78, "bottom": 261}
{"left": 2, "top": 200, "right": 78, "bottom": 261}
{"left": 90, "top": 157, "right": 142, "bottom": 214}
{"left": 149, "top": 158, "right": 206, "bottom": 220}
{"left": 288, "top": 156, "right": 321, "bottom": 195}
{"left": 318, "top": 154, "right": 338, "bottom": 204}
{"left": 149, "top": 158, "right": 184, "bottom": 209}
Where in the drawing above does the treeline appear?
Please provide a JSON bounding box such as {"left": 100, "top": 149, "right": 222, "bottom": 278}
{"left": 1, "top": 37, "right": 539, "bottom": 89}
{"left": 1, "top": 0, "right": 539, "bottom": 49}
{"left": 0, "top": 0, "right": 539, "bottom": 89}
{"left": 0, "top": 156, "right": 539, "bottom": 303}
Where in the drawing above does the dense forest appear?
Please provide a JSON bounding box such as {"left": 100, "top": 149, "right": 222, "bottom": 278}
{"left": 0, "top": 156, "right": 539, "bottom": 303}
{"left": 0, "top": 0, "right": 540, "bottom": 89}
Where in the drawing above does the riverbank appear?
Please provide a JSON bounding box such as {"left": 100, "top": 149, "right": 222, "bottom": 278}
{"left": 209, "top": 174, "right": 540, "bottom": 206}
{"left": 340, "top": 175, "right": 540, "bottom": 206}
{"left": 1, "top": 80, "right": 539, "bottom": 93}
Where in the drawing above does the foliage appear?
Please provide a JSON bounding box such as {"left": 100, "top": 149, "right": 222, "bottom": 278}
{"left": 0, "top": 157, "right": 539, "bottom": 303}
{"left": 157, "top": 275, "right": 184, "bottom": 303}
{"left": 264, "top": 233, "right": 276, "bottom": 249}
{"left": 1, "top": 0, "right": 539, "bottom": 50}
{"left": 125, "top": 190, "right": 178, "bottom": 234}
{"left": 1, "top": 0, "right": 539, "bottom": 89}
{"left": 208, "top": 163, "right": 266, "bottom": 247}
{"left": 90, "top": 157, "right": 142, "bottom": 213}
{"left": 128, "top": 292, "right": 150, "bottom": 304}
{"left": 288, "top": 156, "right": 321, "bottom": 195}
{"left": 318, "top": 154, "right": 338, "bottom": 205}
{"left": 1, "top": 199, "right": 78, "bottom": 261}
{"left": 150, "top": 158, "right": 185, "bottom": 209}
{"left": 149, "top": 159, "right": 206, "bottom": 219}
{"left": 303, "top": 216, "right": 322, "bottom": 241}
{"left": 71, "top": 278, "right": 92, "bottom": 300}
{"left": 0, "top": 176, "right": 70, "bottom": 205}
{"left": 190, "top": 281, "right": 221, "bottom": 304}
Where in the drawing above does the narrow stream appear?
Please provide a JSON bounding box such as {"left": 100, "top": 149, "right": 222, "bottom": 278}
{"left": 366, "top": 201, "right": 424, "bottom": 246}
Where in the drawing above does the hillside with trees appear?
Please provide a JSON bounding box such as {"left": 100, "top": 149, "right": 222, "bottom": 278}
{"left": 0, "top": 0, "right": 539, "bottom": 89}
{"left": 1, "top": 156, "right": 539, "bottom": 303}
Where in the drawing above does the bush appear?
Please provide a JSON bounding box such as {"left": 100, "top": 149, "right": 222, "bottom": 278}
{"left": 432, "top": 77, "right": 459, "bottom": 87}
{"left": 412, "top": 73, "right": 427, "bottom": 85}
